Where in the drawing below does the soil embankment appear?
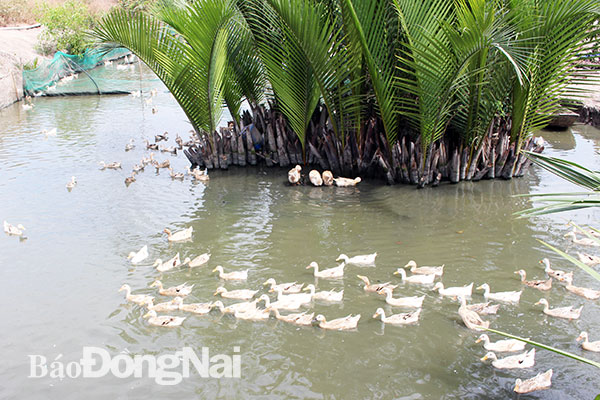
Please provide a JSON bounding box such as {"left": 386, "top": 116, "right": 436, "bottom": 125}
{"left": 0, "top": 25, "right": 44, "bottom": 108}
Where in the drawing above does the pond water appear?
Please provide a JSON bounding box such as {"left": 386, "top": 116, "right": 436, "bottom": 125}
{"left": 1, "top": 63, "right": 600, "bottom": 399}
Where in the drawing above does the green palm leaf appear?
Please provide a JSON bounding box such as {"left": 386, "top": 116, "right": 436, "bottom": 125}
{"left": 92, "top": 2, "right": 236, "bottom": 135}
{"left": 342, "top": 0, "right": 400, "bottom": 145}
{"left": 487, "top": 328, "right": 600, "bottom": 369}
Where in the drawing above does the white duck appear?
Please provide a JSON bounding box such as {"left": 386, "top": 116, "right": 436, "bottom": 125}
{"left": 269, "top": 308, "right": 315, "bottom": 326}
{"left": 214, "top": 287, "right": 258, "bottom": 300}
{"left": 234, "top": 306, "right": 270, "bottom": 321}
{"left": 127, "top": 245, "right": 148, "bottom": 264}
{"left": 565, "top": 231, "right": 600, "bottom": 246}
{"left": 514, "top": 369, "right": 553, "bottom": 394}
{"left": 334, "top": 177, "right": 361, "bottom": 187}
{"left": 476, "top": 283, "right": 522, "bottom": 303}
{"left": 150, "top": 280, "right": 194, "bottom": 297}
{"left": 356, "top": 275, "right": 398, "bottom": 293}
{"left": 259, "top": 293, "right": 305, "bottom": 311}
{"left": 475, "top": 334, "right": 527, "bottom": 352}
{"left": 125, "top": 139, "right": 135, "bottom": 151}
{"left": 263, "top": 278, "right": 304, "bottom": 294}
{"left": 322, "top": 170, "right": 334, "bottom": 186}
{"left": 314, "top": 314, "right": 361, "bottom": 330}
{"left": 394, "top": 268, "right": 436, "bottom": 285}
{"left": 309, "top": 170, "right": 323, "bottom": 186}
{"left": 576, "top": 331, "right": 600, "bottom": 352}
{"left": 183, "top": 253, "right": 210, "bottom": 268}
{"left": 212, "top": 299, "right": 259, "bottom": 315}
{"left": 288, "top": 165, "right": 301, "bottom": 185}
{"left": 433, "top": 282, "right": 473, "bottom": 297}
{"left": 98, "top": 161, "right": 122, "bottom": 170}
{"left": 145, "top": 297, "right": 181, "bottom": 312}
{"left": 275, "top": 284, "right": 315, "bottom": 305}
{"left": 3, "top": 221, "right": 25, "bottom": 236}
{"left": 66, "top": 176, "right": 77, "bottom": 190}
{"left": 143, "top": 310, "right": 186, "bottom": 327}
{"left": 306, "top": 261, "right": 345, "bottom": 278}
{"left": 164, "top": 226, "right": 193, "bottom": 242}
{"left": 119, "top": 284, "right": 154, "bottom": 305}
{"left": 403, "top": 260, "right": 444, "bottom": 277}
{"left": 540, "top": 258, "right": 573, "bottom": 283}
{"left": 372, "top": 308, "right": 421, "bottom": 325}
{"left": 336, "top": 252, "right": 377, "bottom": 266}
{"left": 466, "top": 302, "right": 500, "bottom": 315}
{"left": 457, "top": 296, "right": 489, "bottom": 331}
{"left": 378, "top": 287, "right": 424, "bottom": 308}
{"left": 153, "top": 253, "right": 181, "bottom": 272}
{"left": 578, "top": 252, "right": 600, "bottom": 266}
{"left": 481, "top": 349, "right": 536, "bottom": 369}
{"left": 514, "top": 270, "right": 552, "bottom": 291}
{"left": 42, "top": 128, "right": 57, "bottom": 137}
{"left": 312, "top": 288, "right": 344, "bottom": 302}
{"left": 168, "top": 167, "right": 184, "bottom": 180}
{"left": 212, "top": 266, "right": 248, "bottom": 281}
{"left": 177, "top": 302, "right": 212, "bottom": 316}
{"left": 562, "top": 274, "right": 600, "bottom": 300}
{"left": 535, "top": 298, "right": 582, "bottom": 320}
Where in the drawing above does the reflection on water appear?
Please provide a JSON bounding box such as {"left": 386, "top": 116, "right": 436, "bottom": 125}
{"left": 0, "top": 63, "right": 599, "bottom": 399}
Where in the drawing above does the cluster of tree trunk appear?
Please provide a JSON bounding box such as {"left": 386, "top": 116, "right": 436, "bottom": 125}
{"left": 184, "top": 105, "right": 545, "bottom": 187}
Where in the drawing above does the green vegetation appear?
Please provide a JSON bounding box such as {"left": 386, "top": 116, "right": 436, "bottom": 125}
{"left": 517, "top": 151, "right": 600, "bottom": 216}
{"left": 35, "top": 0, "right": 97, "bottom": 55}
{"left": 92, "top": 0, "right": 599, "bottom": 176}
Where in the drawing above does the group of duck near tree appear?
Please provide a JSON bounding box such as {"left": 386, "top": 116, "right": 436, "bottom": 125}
{"left": 287, "top": 165, "right": 360, "bottom": 187}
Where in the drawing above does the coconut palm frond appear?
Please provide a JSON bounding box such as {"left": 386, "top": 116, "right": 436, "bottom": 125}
{"left": 241, "top": 0, "right": 321, "bottom": 151}
{"left": 92, "top": 2, "right": 235, "bottom": 135}
{"left": 342, "top": 0, "right": 400, "bottom": 145}
{"left": 510, "top": 0, "right": 600, "bottom": 147}
{"left": 393, "top": 0, "right": 459, "bottom": 157}
{"left": 524, "top": 151, "right": 600, "bottom": 191}
{"left": 516, "top": 151, "right": 600, "bottom": 216}
{"left": 266, "top": 0, "right": 356, "bottom": 142}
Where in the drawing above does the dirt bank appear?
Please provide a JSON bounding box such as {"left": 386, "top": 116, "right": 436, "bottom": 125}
{"left": 0, "top": 25, "right": 44, "bottom": 108}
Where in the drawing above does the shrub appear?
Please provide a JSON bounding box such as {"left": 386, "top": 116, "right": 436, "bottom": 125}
{"left": 35, "top": 0, "right": 96, "bottom": 55}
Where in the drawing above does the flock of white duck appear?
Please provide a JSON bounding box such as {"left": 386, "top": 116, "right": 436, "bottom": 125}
{"left": 287, "top": 164, "right": 362, "bottom": 187}
{"left": 113, "top": 224, "right": 600, "bottom": 394}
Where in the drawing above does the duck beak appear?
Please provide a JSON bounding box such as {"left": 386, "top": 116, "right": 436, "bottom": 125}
{"left": 393, "top": 270, "right": 399, "bottom": 275}
{"left": 475, "top": 337, "right": 482, "bottom": 343}
{"left": 305, "top": 266, "right": 311, "bottom": 269}
{"left": 213, "top": 291, "right": 218, "bottom": 296}
{"left": 480, "top": 355, "right": 488, "bottom": 362}
{"left": 212, "top": 268, "right": 218, "bottom": 272}
{"left": 268, "top": 288, "right": 274, "bottom": 293}
{"left": 142, "top": 312, "right": 150, "bottom": 318}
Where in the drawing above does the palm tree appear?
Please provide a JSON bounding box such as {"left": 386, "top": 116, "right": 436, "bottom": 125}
{"left": 91, "top": 0, "right": 599, "bottom": 185}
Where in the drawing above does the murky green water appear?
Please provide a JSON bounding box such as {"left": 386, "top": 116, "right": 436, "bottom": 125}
{"left": 1, "top": 64, "right": 600, "bottom": 399}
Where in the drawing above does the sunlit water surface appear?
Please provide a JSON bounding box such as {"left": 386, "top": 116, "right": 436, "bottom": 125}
{"left": 1, "top": 63, "right": 600, "bottom": 399}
